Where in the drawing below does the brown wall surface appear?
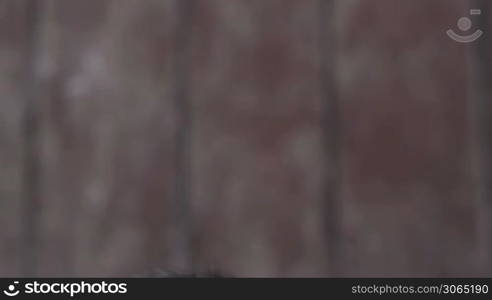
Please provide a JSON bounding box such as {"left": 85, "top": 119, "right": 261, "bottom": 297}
{"left": 0, "top": 0, "right": 491, "bottom": 277}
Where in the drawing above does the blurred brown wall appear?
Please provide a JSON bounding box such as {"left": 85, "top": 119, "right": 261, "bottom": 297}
{"left": 0, "top": 0, "right": 490, "bottom": 276}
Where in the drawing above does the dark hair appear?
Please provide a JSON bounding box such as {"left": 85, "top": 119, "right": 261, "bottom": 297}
{"left": 137, "top": 269, "right": 225, "bottom": 278}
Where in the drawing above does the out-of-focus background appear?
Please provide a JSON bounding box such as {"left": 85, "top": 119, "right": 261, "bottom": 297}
{"left": 1, "top": 0, "right": 492, "bottom": 277}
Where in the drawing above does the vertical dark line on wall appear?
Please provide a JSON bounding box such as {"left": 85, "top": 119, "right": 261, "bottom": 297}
{"left": 471, "top": 0, "right": 492, "bottom": 273}
{"left": 173, "top": 0, "right": 195, "bottom": 272}
{"left": 318, "top": 0, "right": 342, "bottom": 276}
{"left": 21, "top": 0, "right": 44, "bottom": 277}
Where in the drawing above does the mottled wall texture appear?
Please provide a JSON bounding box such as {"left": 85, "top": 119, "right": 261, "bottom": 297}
{"left": 1, "top": 0, "right": 491, "bottom": 277}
